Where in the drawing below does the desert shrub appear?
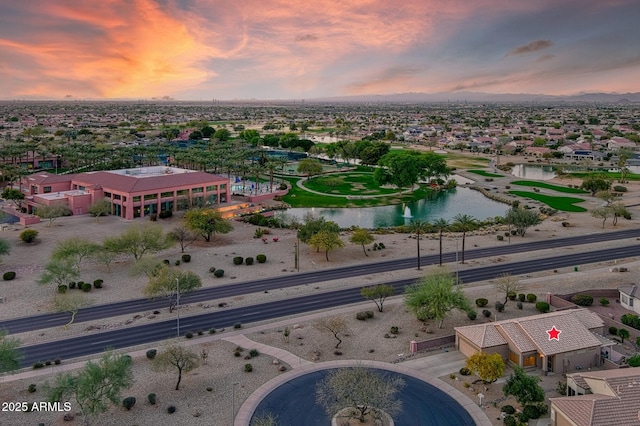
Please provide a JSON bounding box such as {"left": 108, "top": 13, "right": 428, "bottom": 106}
{"left": 495, "top": 302, "right": 505, "bottom": 312}
{"left": 249, "top": 349, "right": 260, "bottom": 358}
{"left": 167, "top": 405, "right": 176, "bottom": 414}
{"left": 365, "top": 310, "right": 374, "bottom": 319}
{"left": 206, "top": 386, "right": 213, "bottom": 392}
{"left": 233, "top": 256, "right": 243, "bottom": 265}
{"left": 68, "top": 281, "right": 76, "bottom": 289}
{"left": 459, "top": 367, "right": 471, "bottom": 376}
{"left": 213, "top": 269, "right": 224, "bottom": 277}
{"left": 77, "top": 281, "right": 85, "bottom": 290}
{"left": 33, "top": 361, "right": 44, "bottom": 369}
{"left": 82, "top": 283, "right": 92, "bottom": 292}
{"left": 501, "top": 405, "right": 515, "bottom": 414}
{"left": 599, "top": 297, "right": 610, "bottom": 306}
{"left": 185, "top": 332, "right": 193, "bottom": 339}
{"left": 234, "top": 351, "right": 241, "bottom": 357}
{"left": 244, "top": 363, "right": 253, "bottom": 372}
{"left": 516, "top": 302, "right": 523, "bottom": 310}
{"left": 497, "top": 235, "right": 504, "bottom": 241}
{"left": 378, "top": 242, "right": 385, "bottom": 249}
{"left": 507, "top": 291, "right": 517, "bottom": 300}
{"left": 467, "top": 311, "right": 477, "bottom": 320}
{"left": 518, "top": 293, "right": 526, "bottom": 302}
{"left": 197, "top": 330, "right": 204, "bottom": 336}
{"left": 54, "top": 358, "right": 61, "bottom": 365}
{"left": 45, "top": 360, "right": 52, "bottom": 366}
{"left": 620, "top": 313, "right": 637, "bottom": 326}
{"left": 608, "top": 326, "right": 618, "bottom": 335}
{"left": 181, "top": 254, "right": 191, "bottom": 263}
{"left": 390, "top": 326, "right": 399, "bottom": 334}
{"left": 503, "top": 415, "right": 516, "bottom": 426}
{"left": 28, "top": 384, "right": 37, "bottom": 393}
{"left": 93, "top": 279, "right": 103, "bottom": 289}
{"left": 159, "top": 210, "right": 173, "bottom": 219}
{"left": 174, "top": 260, "right": 180, "bottom": 266}
{"left": 526, "top": 293, "right": 537, "bottom": 303}
{"left": 146, "top": 349, "right": 157, "bottom": 360}
{"left": 557, "top": 381, "right": 567, "bottom": 396}
{"left": 209, "top": 267, "right": 216, "bottom": 273}
{"left": 475, "top": 298, "right": 488, "bottom": 307}
{"left": 3, "top": 271, "right": 16, "bottom": 281}
{"left": 20, "top": 229, "right": 38, "bottom": 243}
{"left": 245, "top": 257, "right": 254, "bottom": 265}
{"left": 256, "top": 254, "right": 267, "bottom": 263}
{"left": 122, "top": 397, "right": 136, "bottom": 410}
{"left": 628, "top": 354, "right": 640, "bottom": 367}
{"left": 356, "top": 312, "right": 368, "bottom": 321}
{"left": 562, "top": 221, "right": 570, "bottom": 227}
{"left": 517, "top": 412, "right": 529, "bottom": 423}
{"left": 209, "top": 328, "right": 216, "bottom": 334}
{"left": 482, "top": 309, "right": 491, "bottom": 318}
{"left": 523, "top": 405, "right": 540, "bottom": 419}
{"left": 279, "top": 183, "right": 287, "bottom": 190}
{"left": 571, "top": 294, "right": 593, "bottom": 306}
{"left": 234, "top": 323, "right": 242, "bottom": 329}
{"left": 57, "top": 284, "right": 68, "bottom": 293}
{"left": 148, "top": 393, "right": 156, "bottom": 405}
{"left": 536, "top": 301, "right": 550, "bottom": 313}
{"left": 613, "top": 185, "right": 627, "bottom": 192}
{"left": 163, "top": 259, "right": 170, "bottom": 265}
{"left": 149, "top": 213, "right": 157, "bottom": 221}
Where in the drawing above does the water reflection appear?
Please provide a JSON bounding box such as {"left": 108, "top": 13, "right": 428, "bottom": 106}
{"left": 510, "top": 164, "right": 556, "bottom": 180}
{"left": 276, "top": 187, "right": 508, "bottom": 228}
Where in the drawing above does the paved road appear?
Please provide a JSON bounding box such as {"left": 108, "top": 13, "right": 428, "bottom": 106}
{"left": 3, "top": 227, "right": 640, "bottom": 335}
{"left": 15, "top": 244, "right": 640, "bottom": 367}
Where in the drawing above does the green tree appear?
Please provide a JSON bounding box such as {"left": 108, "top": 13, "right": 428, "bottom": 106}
{"left": 0, "top": 329, "right": 22, "bottom": 373}
{"left": 315, "top": 367, "right": 405, "bottom": 423}
{"left": 361, "top": 284, "right": 395, "bottom": 312}
{"left": 452, "top": 214, "right": 477, "bottom": 264}
{"left": 432, "top": 218, "right": 449, "bottom": 266}
{"left": 38, "top": 259, "right": 80, "bottom": 287}
{"left": 213, "top": 128, "right": 231, "bottom": 141}
{"left": 239, "top": 129, "right": 260, "bottom": 146}
{"left": 493, "top": 274, "right": 522, "bottom": 306}
{"left": 103, "top": 223, "right": 171, "bottom": 261}
{"left": 153, "top": 345, "right": 200, "bottom": 390}
{"left": 297, "top": 158, "right": 323, "bottom": 178}
{"left": 297, "top": 214, "right": 339, "bottom": 248}
{"left": 502, "top": 366, "right": 545, "bottom": 407}
{"left": 349, "top": 227, "right": 375, "bottom": 256}
{"left": 591, "top": 206, "right": 613, "bottom": 228}
{"left": 581, "top": 174, "right": 611, "bottom": 195}
{"left": 610, "top": 202, "right": 630, "bottom": 226}
{"left": 45, "top": 352, "right": 134, "bottom": 419}
{"left": 409, "top": 219, "right": 430, "bottom": 270}
{"left": 51, "top": 237, "right": 101, "bottom": 273}
{"left": 143, "top": 266, "right": 202, "bottom": 312}
{"left": 183, "top": 208, "right": 233, "bottom": 242}
{"left": 309, "top": 230, "right": 345, "bottom": 261}
{"left": 504, "top": 207, "right": 542, "bottom": 237}
{"left": 617, "top": 328, "right": 630, "bottom": 343}
{"left": 19, "top": 228, "right": 38, "bottom": 243}
{"left": 54, "top": 293, "right": 91, "bottom": 329}
{"left": 1, "top": 187, "right": 25, "bottom": 209}
{"left": 404, "top": 268, "right": 472, "bottom": 328}
{"left": 87, "top": 199, "right": 111, "bottom": 221}
{"left": 35, "top": 205, "right": 72, "bottom": 227}
{"left": 374, "top": 151, "right": 448, "bottom": 191}
{"left": 466, "top": 352, "right": 505, "bottom": 384}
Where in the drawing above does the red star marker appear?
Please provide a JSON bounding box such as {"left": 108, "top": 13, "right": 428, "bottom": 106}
{"left": 547, "top": 326, "right": 561, "bottom": 341}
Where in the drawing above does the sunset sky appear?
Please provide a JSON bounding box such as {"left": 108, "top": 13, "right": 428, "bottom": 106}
{"left": 1, "top": 0, "right": 639, "bottom": 100}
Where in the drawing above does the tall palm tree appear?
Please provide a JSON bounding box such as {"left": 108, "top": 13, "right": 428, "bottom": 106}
{"left": 452, "top": 214, "right": 477, "bottom": 264}
{"left": 265, "top": 159, "right": 279, "bottom": 192}
{"left": 409, "top": 219, "right": 430, "bottom": 270}
{"left": 432, "top": 218, "right": 449, "bottom": 266}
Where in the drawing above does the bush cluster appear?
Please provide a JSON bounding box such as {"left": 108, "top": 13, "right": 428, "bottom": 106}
{"left": 122, "top": 397, "right": 136, "bottom": 410}
{"left": 3, "top": 271, "right": 16, "bottom": 281}
{"left": 389, "top": 326, "right": 399, "bottom": 335}
{"left": 356, "top": 311, "right": 375, "bottom": 321}
{"left": 518, "top": 293, "right": 526, "bottom": 302}
{"left": 516, "top": 302, "right": 523, "bottom": 310}
{"left": 19, "top": 229, "right": 38, "bottom": 243}
{"left": 526, "top": 294, "right": 537, "bottom": 303}
{"left": 148, "top": 393, "right": 157, "bottom": 405}
{"left": 57, "top": 284, "right": 68, "bottom": 293}
{"left": 495, "top": 302, "right": 505, "bottom": 312}
{"left": 501, "top": 405, "right": 515, "bottom": 414}
{"left": 245, "top": 257, "right": 254, "bottom": 265}
{"left": 93, "top": 279, "right": 103, "bottom": 289}
{"left": 213, "top": 269, "right": 224, "bottom": 277}
{"left": 621, "top": 313, "right": 640, "bottom": 331}
{"left": 158, "top": 210, "right": 173, "bottom": 219}
{"left": 181, "top": 254, "right": 191, "bottom": 263}
{"left": 459, "top": 367, "right": 471, "bottom": 376}
{"left": 244, "top": 363, "right": 253, "bottom": 372}
{"left": 536, "top": 301, "right": 550, "bottom": 313}
{"left": 146, "top": 349, "right": 157, "bottom": 360}
{"left": 482, "top": 309, "right": 491, "bottom": 318}
{"left": 467, "top": 311, "right": 477, "bottom": 320}
{"left": 571, "top": 294, "right": 593, "bottom": 306}
{"left": 233, "top": 256, "right": 243, "bottom": 265}
{"left": 475, "top": 298, "right": 488, "bottom": 307}
{"left": 256, "top": 254, "right": 267, "bottom": 263}
{"left": 507, "top": 291, "right": 517, "bottom": 300}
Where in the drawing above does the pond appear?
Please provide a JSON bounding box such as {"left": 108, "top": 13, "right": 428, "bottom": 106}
{"left": 510, "top": 164, "right": 556, "bottom": 180}
{"left": 275, "top": 187, "right": 508, "bottom": 228}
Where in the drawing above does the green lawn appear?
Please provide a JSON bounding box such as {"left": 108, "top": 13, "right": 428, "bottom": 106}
{"left": 566, "top": 171, "right": 640, "bottom": 181}
{"left": 467, "top": 169, "right": 504, "bottom": 178}
{"left": 303, "top": 173, "right": 398, "bottom": 195}
{"left": 511, "top": 181, "right": 588, "bottom": 194}
{"left": 508, "top": 191, "right": 587, "bottom": 212}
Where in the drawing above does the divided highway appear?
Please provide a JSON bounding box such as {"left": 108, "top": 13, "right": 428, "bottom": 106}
{"left": 3, "top": 227, "right": 640, "bottom": 335}
{"left": 16, "top": 243, "right": 640, "bottom": 367}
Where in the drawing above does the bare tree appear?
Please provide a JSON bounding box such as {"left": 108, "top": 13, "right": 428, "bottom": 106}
{"left": 153, "top": 345, "right": 200, "bottom": 390}
{"left": 169, "top": 225, "right": 198, "bottom": 253}
{"left": 316, "top": 367, "right": 405, "bottom": 423}
{"left": 54, "top": 293, "right": 91, "bottom": 329}
{"left": 493, "top": 274, "right": 522, "bottom": 306}
{"left": 314, "top": 317, "right": 348, "bottom": 348}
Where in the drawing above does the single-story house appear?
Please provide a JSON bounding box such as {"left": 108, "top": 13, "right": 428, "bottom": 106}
{"left": 454, "top": 309, "right": 612, "bottom": 374}
{"left": 549, "top": 368, "right": 640, "bottom": 426}
{"left": 619, "top": 285, "right": 640, "bottom": 315}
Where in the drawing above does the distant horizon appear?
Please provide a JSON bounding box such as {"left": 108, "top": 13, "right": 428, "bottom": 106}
{"left": 1, "top": 1, "right": 639, "bottom": 102}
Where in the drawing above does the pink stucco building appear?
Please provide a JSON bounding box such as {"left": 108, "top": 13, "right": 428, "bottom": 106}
{"left": 22, "top": 166, "right": 230, "bottom": 220}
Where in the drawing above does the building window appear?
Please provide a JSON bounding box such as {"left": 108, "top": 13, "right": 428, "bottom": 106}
{"left": 113, "top": 194, "right": 121, "bottom": 200}
{"left": 144, "top": 193, "right": 157, "bottom": 201}
{"left": 133, "top": 196, "right": 141, "bottom": 202}
{"left": 73, "top": 184, "right": 78, "bottom": 190}
{"left": 192, "top": 187, "right": 203, "bottom": 193}
{"left": 509, "top": 350, "right": 518, "bottom": 364}
{"left": 177, "top": 189, "right": 188, "bottom": 196}
{"left": 104, "top": 192, "right": 112, "bottom": 198}
{"left": 161, "top": 191, "right": 173, "bottom": 198}
{"left": 43, "top": 186, "right": 52, "bottom": 193}
{"left": 79, "top": 186, "right": 86, "bottom": 191}
{"left": 524, "top": 354, "right": 537, "bottom": 367}
{"left": 206, "top": 185, "right": 217, "bottom": 192}
{"left": 622, "top": 295, "right": 628, "bottom": 305}
{"left": 220, "top": 184, "right": 227, "bottom": 190}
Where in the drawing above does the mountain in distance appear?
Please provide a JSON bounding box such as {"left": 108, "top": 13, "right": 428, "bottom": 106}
{"left": 309, "top": 91, "right": 640, "bottom": 104}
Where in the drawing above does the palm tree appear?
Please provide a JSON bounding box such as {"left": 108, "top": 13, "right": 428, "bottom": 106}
{"left": 409, "top": 219, "right": 430, "bottom": 270}
{"left": 432, "top": 218, "right": 449, "bottom": 266}
{"left": 452, "top": 214, "right": 477, "bottom": 264}
{"left": 265, "top": 159, "right": 279, "bottom": 192}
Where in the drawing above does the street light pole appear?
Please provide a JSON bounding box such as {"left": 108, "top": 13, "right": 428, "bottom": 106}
{"left": 232, "top": 382, "right": 239, "bottom": 423}
{"left": 176, "top": 277, "right": 180, "bottom": 338}
{"left": 455, "top": 238, "right": 459, "bottom": 285}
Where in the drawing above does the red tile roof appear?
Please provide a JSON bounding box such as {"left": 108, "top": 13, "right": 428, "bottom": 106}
{"left": 73, "top": 170, "right": 227, "bottom": 194}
